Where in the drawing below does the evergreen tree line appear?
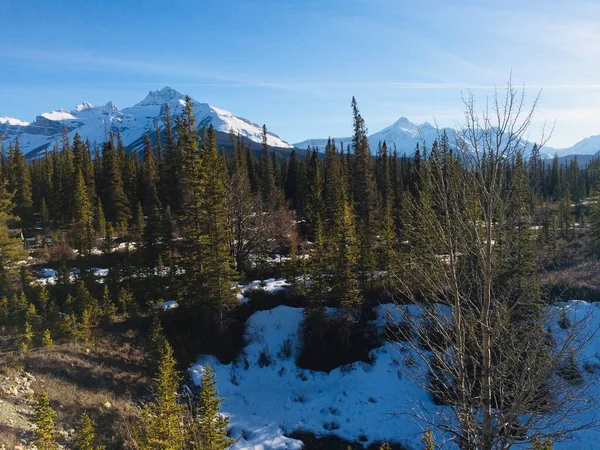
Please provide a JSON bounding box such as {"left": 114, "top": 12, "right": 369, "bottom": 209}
{"left": 0, "top": 96, "right": 595, "bottom": 356}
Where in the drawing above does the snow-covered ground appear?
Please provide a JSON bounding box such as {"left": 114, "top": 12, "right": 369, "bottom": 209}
{"left": 190, "top": 305, "right": 435, "bottom": 449}
{"left": 34, "top": 267, "right": 109, "bottom": 285}
{"left": 190, "top": 300, "right": 600, "bottom": 450}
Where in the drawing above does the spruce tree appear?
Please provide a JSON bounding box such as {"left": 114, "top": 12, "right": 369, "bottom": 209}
{"left": 180, "top": 124, "right": 235, "bottom": 327}
{"left": 7, "top": 139, "right": 33, "bottom": 223}
{"left": 260, "top": 124, "right": 277, "bottom": 206}
{"left": 100, "top": 284, "right": 117, "bottom": 325}
{"left": 138, "top": 341, "right": 186, "bottom": 449}
{"left": 94, "top": 198, "right": 106, "bottom": 240}
{"left": 192, "top": 364, "right": 233, "bottom": 450}
{"left": 133, "top": 201, "right": 146, "bottom": 243}
{"left": 0, "top": 179, "right": 26, "bottom": 296}
{"left": 72, "top": 168, "right": 95, "bottom": 255}
{"left": 42, "top": 329, "right": 54, "bottom": 349}
{"left": 350, "top": 98, "right": 376, "bottom": 286}
{"left": 33, "top": 390, "right": 58, "bottom": 450}
{"left": 101, "top": 139, "right": 130, "bottom": 229}
{"left": 19, "top": 321, "right": 34, "bottom": 354}
{"left": 73, "top": 412, "right": 104, "bottom": 450}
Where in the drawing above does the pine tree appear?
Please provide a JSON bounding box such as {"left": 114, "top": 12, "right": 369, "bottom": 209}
{"left": 100, "top": 285, "right": 117, "bottom": 325}
{"left": 531, "top": 435, "right": 553, "bottom": 450}
{"left": 40, "top": 197, "right": 49, "bottom": 224}
{"left": 260, "top": 124, "right": 277, "bottom": 206}
{"left": 333, "top": 190, "right": 361, "bottom": 314}
{"left": 7, "top": 139, "right": 33, "bottom": 223}
{"left": 191, "top": 364, "right": 233, "bottom": 450}
{"left": 148, "top": 313, "right": 167, "bottom": 368}
{"left": 0, "top": 179, "right": 26, "bottom": 296}
{"left": 180, "top": 124, "right": 235, "bottom": 327}
{"left": 422, "top": 429, "right": 435, "bottom": 450}
{"left": 42, "top": 329, "right": 54, "bottom": 349}
{"left": 76, "top": 307, "right": 93, "bottom": 346}
{"left": 137, "top": 341, "right": 186, "bottom": 449}
{"left": 118, "top": 287, "right": 136, "bottom": 318}
{"left": 19, "top": 321, "right": 34, "bottom": 354}
{"left": 589, "top": 166, "right": 600, "bottom": 258}
{"left": 350, "top": 98, "right": 376, "bottom": 286}
{"left": 133, "top": 201, "right": 146, "bottom": 243}
{"left": 103, "top": 223, "right": 113, "bottom": 254}
{"left": 73, "top": 412, "right": 104, "bottom": 450}
{"left": 102, "top": 139, "right": 130, "bottom": 229}
{"left": 305, "top": 150, "right": 324, "bottom": 239}
{"left": 72, "top": 168, "right": 95, "bottom": 255}
{"left": 33, "top": 390, "right": 58, "bottom": 450}
{"left": 94, "top": 198, "right": 106, "bottom": 240}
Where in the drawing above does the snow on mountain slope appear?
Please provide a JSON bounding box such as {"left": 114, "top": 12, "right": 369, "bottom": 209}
{"left": 295, "top": 117, "right": 558, "bottom": 158}
{"left": 293, "top": 137, "right": 352, "bottom": 151}
{"left": 189, "top": 300, "right": 600, "bottom": 449}
{"left": 0, "top": 117, "right": 29, "bottom": 127}
{"left": 294, "top": 117, "right": 455, "bottom": 155}
{"left": 552, "top": 135, "right": 600, "bottom": 157}
{"left": 0, "top": 87, "right": 292, "bottom": 155}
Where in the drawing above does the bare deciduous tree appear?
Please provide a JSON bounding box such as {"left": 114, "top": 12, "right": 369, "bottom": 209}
{"left": 390, "top": 80, "right": 597, "bottom": 449}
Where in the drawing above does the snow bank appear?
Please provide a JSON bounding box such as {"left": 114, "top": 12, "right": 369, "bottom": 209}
{"left": 190, "top": 306, "right": 432, "bottom": 449}
{"left": 190, "top": 301, "right": 600, "bottom": 450}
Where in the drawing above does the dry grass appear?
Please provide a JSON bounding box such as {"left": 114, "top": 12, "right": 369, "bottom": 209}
{"left": 24, "top": 324, "right": 152, "bottom": 449}
{"left": 0, "top": 423, "right": 22, "bottom": 448}
{"left": 542, "top": 258, "right": 600, "bottom": 302}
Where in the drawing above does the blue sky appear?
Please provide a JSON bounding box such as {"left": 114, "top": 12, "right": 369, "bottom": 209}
{"left": 1, "top": 0, "right": 599, "bottom": 148}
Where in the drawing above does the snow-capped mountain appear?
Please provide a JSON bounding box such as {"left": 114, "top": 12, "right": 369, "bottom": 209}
{"left": 295, "top": 117, "right": 571, "bottom": 158}
{"left": 551, "top": 135, "right": 600, "bottom": 157}
{"left": 0, "top": 87, "right": 292, "bottom": 157}
{"left": 294, "top": 117, "right": 456, "bottom": 155}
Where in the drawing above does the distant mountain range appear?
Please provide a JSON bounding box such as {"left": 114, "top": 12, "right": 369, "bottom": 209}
{"left": 1, "top": 87, "right": 599, "bottom": 160}
{"left": 294, "top": 117, "right": 453, "bottom": 156}
{"left": 295, "top": 118, "right": 600, "bottom": 160}
{"left": 0, "top": 87, "right": 293, "bottom": 158}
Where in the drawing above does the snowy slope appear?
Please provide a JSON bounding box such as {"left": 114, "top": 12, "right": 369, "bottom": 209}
{"left": 295, "top": 117, "right": 557, "bottom": 157}
{"left": 0, "top": 87, "right": 292, "bottom": 155}
{"left": 0, "top": 117, "right": 29, "bottom": 126}
{"left": 292, "top": 137, "right": 352, "bottom": 152}
{"left": 552, "top": 135, "right": 600, "bottom": 157}
{"left": 190, "top": 300, "right": 600, "bottom": 450}
{"left": 294, "top": 117, "right": 456, "bottom": 156}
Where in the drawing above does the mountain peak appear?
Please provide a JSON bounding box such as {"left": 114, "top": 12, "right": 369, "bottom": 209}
{"left": 0, "top": 116, "right": 29, "bottom": 127}
{"left": 390, "top": 116, "right": 417, "bottom": 130}
{"left": 75, "top": 101, "right": 94, "bottom": 111}
{"left": 136, "top": 86, "right": 185, "bottom": 107}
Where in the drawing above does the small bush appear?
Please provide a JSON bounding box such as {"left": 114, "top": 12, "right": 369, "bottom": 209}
{"left": 322, "top": 420, "right": 340, "bottom": 431}
{"left": 293, "top": 394, "right": 306, "bottom": 403}
{"left": 384, "top": 320, "right": 412, "bottom": 342}
{"left": 557, "top": 350, "right": 583, "bottom": 385}
{"left": 278, "top": 338, "right": 294, "bottom": 359}
{"left": 297, "top": 371, "right": 308, "bottom": 381}
{"left": 257, "top": 347, "right": 273, "bottom": 368}
{"left": 583, "top": 361, "right": 600, "bottom": 374}
{"left": 558, "top": 309, "right": 571, "bottom": 330}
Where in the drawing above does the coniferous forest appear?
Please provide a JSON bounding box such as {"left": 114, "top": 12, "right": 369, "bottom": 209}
{"left": 2, "top": 87, "right": 600, "bottom": 450}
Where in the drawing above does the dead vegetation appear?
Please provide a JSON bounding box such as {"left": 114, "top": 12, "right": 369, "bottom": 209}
{"left": 22, "top": 322, "right": 152, "bottom": 449}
